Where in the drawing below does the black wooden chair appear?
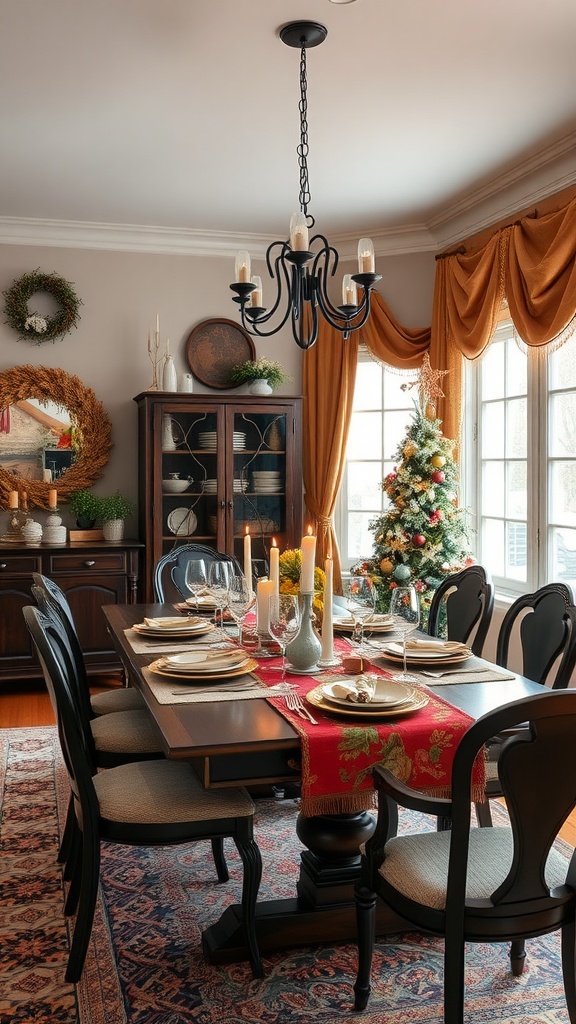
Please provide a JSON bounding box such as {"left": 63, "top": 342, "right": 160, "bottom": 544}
{"left": 23, "top": 604, "right": 263, "bottom": 982}
{"left": 153, "top": 543, "right": 243, "bottom": 602}
{"left": 475, "top": 582, "right": 576, "bottom": 828}
{"left": 427, "top": 564, "right": 494, "bottom": 656}
{"left": 31, "top": 572, "right": 145, "bottom": 717}
{"left": 353, "top": 690, "right": 576, "bottom": 1022}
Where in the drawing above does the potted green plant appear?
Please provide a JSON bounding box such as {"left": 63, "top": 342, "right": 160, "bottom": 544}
{"left": 229, "top": 358, "right": 291, "bottom": 395}
{"left": 69, "top": 489, "right": 101, "bottom": 530}
{"left": 96, "top": 492, "right": 135, "bottom": 541}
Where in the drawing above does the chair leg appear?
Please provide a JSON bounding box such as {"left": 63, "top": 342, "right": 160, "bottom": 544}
{"left": 561, "top": 919, "right": 576, "bottom": 1024}
{"left": 64, "top": 835, "right": 83, "bottom": 917}
{"left": 57, "top": 793, "right": 75, "bottom": 864}
{"left": 443, "top": 929, "right": 466, "bottom": 1024}
{"left": 509, "top": 939, "right": 526, "bottom": 976}
{"left": 63, "top": 821, "right": 81, "bottom": 882}
{"left": 66, "top": 829, "right": 100, "bottom": 984}
{"left": 353, "top": 885, "right": 377, "bottom": 1011}
{"left": 211, "top": 837, "right": 229, "bottom": 882}
{"left": 235, "top": 834, "right": 263, "bottom": 978}
{"left": 475, "top": 800, "right": 493, "bottom": 828}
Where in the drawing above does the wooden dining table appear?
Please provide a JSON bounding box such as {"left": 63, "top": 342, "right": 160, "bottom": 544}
{"left": 103, "top": 602, "right": 545, "bottom": 964}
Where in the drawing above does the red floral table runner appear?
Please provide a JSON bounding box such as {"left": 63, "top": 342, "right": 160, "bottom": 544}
{"left": 256, "top": 657, "right": 485, "bottom": 817}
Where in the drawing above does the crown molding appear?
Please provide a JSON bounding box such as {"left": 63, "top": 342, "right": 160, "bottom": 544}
{"left": 0, "top": 130, "right": 574, "bottom": 258}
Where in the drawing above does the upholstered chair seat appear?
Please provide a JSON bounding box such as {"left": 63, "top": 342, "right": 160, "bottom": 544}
{"left": 90, "top": 686, "right": 145, "bottom": 715}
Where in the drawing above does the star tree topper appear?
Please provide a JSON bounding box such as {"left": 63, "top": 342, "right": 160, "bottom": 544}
{"left": 401, "top": 353, "right": 449, "bottom": 414}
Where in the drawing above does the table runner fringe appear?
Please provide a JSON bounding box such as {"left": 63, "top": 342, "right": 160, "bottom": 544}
{"left": 300, "top": 781, "right": 486, "bottom": 817}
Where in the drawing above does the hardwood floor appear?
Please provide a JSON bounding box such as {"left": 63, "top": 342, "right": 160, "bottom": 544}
{"left": 3, "top": 678, "right": 576, "bottom": 847}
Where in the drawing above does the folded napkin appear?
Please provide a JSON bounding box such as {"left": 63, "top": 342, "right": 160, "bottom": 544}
{"left": 336, "top": 614, "right": 392, "bottom": 626}
{"left": 143, "top": 616, "right": 197, "bottom": 629}
{"left": 164, "top": 649, "right": 248, "bottom": 669}
{"left": 329, "top": 675, "right": 376, "bottom": 704}
{"left": 405, "top": 638, "right": 469, "bottom": 653}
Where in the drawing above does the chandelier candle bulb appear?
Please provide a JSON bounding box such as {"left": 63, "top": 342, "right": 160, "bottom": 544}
{"left": 300, "top": 528, "right": 316, "bottom": 593}
{"left": 342, "top": 274, "right": 358, "bottom": 306}
{"left": 8, "top": 490, "right": 18, "bottom": 509}
{"left": 250, "top": 276, "right": 263, "bottom": 307}
{"left": 290, "top": 211, "right": 309, "bottom": 252}
{"left": 244, "top": 527, "right": 253, "bottom": 596}
{"left": 48, "top": 488, "right": 58, "bottom": 509}
{"left": 235, "top": 251, "right": 252, "bottom": 283}
{"left": 358, "top": 237, "right": 375, "bottom": 274}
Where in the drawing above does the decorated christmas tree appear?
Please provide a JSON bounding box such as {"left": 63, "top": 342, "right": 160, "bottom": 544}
{"left": 353, "top": 355, "right": 474, "bottom": 626}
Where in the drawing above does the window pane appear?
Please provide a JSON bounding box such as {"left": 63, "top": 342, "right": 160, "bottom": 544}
{"left": 549, "top": 392, "right": 576, "bottom": 457}
{"left": 383, "top": 370, "right": 412, "bottom": 407}
{"left": 347, "top": 412, "right": 382, "bottom": 460}
{"left": 481, "top": 402, "right": 504, "bottom": 458}
{"left": 482, "top": 518, "right": 505, "bottom": 576}
{"left": 383, "top": 410, "right": 413, "bottom": 460}
{"left": 353, "top": 361, "right": 381, "bottom": 410}
{"left": 481, "top": 343, "right": 505, "bottom": 400}
{"left": 549, "top": 462, "right": 576, "bottom": 527}
{"left": 551, "top": 527, "right": 576, "bottom": 582}
{"left": 506, "top": 461, "right": 527, "bottom": 518}
{"left": 549, "top": 338, "right": 576, "bottom": 390}
{"left": 347, "top": 512, "right": 377, "bottom": 561}
{"left": 505, "top": 397, "right": 527, "bottom": 457}
{"left": 481, "top": 462, "right": 505, "bottom": 517}
{"left": 347, "top": 463, "right": 383, "bottom": 511}
{"left": 505, "top": 522, "right": 527, "bottom": 581}
{"left": 506, "top": 341, "right": 527, "bottom": 397}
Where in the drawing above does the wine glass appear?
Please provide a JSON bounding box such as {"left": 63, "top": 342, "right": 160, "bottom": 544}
{"left": 389, "top": 585, "right": 420, "bottom": 681}
{"left": 269, "top": 594, "right": 301, "bottom": 680}
{"left": 208, "top": 561, "right": 233, "bottom": 629}
{"left": 227, "top": 574, "right": 256, "bottom": 642}
{"left": 184, "top": 559, "right": 207, "bottom": 613}
{"left": 343, "top": 577, "right": 376, "bottom": 645}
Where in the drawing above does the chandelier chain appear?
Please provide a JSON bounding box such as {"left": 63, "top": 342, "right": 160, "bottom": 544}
{"left": 298, "top": 44, "right": 311, "bottom": 222}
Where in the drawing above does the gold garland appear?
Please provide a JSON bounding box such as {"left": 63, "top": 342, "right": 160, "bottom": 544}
{"left": 0, "top": 365, "right": 113, "bottom": 509}
{"left": 3, "top": 270, "right": 82, "bottom": 343}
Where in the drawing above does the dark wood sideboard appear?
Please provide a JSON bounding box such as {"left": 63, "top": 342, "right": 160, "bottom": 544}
{"left": 0, "top": 540, "right": 142, "bottom": 682}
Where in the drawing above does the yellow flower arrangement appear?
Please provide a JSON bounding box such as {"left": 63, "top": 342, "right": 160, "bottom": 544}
{"left": 278, "top": 548, "right": 325, "bottom": 618}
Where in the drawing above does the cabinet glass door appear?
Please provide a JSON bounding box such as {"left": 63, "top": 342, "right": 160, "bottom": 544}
{"left": 159, "top": 407, "right": 223, "bottom": 555}
{"left": 229, "top": 409, "right": 290, "bottom": 577}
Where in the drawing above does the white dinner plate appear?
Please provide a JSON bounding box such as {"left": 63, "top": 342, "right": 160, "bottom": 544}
{"left": 167, "top": 508, "right": 198, "bottom": 536}
{"left": 307, "top": 685, "right": 429, "bottom": 718}
{"left": 333, "top": 615, "right": 395, "bottom": 634}
{"left": 133, "top": 620, "right": 215, "bottom": 638}
{"left": 185, "top": 595, "right": 217, "bottom": 610}
{"left": 321, "top": 677, "right": 417, "bottom": 709}
{"left": 381, "top": 642, "right": 472, "bottom": 665}
{"left": 161, "top": 650, "right": 250, "bottom": 673}
{"left": 149, "top": 657, "right": 258, "bottom": 682}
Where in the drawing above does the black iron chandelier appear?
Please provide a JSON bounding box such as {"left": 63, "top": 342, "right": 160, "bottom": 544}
{"left": 230, "top": 21, "right": 381, "bottom": 351}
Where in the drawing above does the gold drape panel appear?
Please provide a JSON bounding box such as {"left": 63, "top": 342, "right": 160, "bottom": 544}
{"left": 302, "top": 291, "right": 430, "bottom": 589}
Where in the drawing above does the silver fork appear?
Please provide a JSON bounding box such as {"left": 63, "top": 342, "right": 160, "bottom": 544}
{"left": 284, "top": 691, "right": 318, "bottom": 725}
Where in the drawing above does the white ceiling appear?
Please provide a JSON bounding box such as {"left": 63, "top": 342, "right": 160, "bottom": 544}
{"left": 2, "top": 0, "right": 576, "bottom": 256}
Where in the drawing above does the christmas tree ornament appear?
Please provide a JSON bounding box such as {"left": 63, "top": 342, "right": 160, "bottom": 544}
{"left": 412, "top": 533, "right": 426, "bottom": 547}
{"left": 431, "top": 454, "right": 446, "bottom": 468}
{"left": 431, "top": 470, "right": 446, "bottom": 484}
{"left": 393, "top": 564, "right": 411, "bottom": 581}
{"left": 380, "top": 558, "right": 393, "bottom": 574}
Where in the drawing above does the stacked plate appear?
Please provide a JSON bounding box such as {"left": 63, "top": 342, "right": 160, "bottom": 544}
{"left": 150, "top": 648, "right": 257, "bottom": 683}
{"left": 198, "top": 431, "right": 246, "bottom": 451}
{"left": 202, "top": 479, "right": 218, "bottom": 494}
{"left": 132, "top": 616, "right": 215, "bottom": 640}
{"left": 233, "top": 478, "right": 248, "bottom": 492}
{"left": 253, "top": 470, "right": 283, "bottom": 494}
{"left": 333, "top": 613, "right": 395, "bottom": 634}
{"left": 380, "top": 638, "right": 472, "bottom": 667}
{"left": 307, "top": 677, "right": 429, "bottom": 717}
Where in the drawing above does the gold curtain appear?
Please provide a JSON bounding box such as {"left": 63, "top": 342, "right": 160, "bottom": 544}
{"left": 434, "top": 195, "right": 576, "bottom": 362}
{"left": 302, "top": 291, "right": 430, "bottom": 589}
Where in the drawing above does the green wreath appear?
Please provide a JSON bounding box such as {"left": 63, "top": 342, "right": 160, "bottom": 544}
{"left": 3, "top": 269, "right": 82, "bottom": 343}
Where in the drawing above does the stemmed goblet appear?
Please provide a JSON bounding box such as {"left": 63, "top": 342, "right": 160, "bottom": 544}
{"left": 208, "top": 560, "right": 233, "bottom": 630}
{"left": 343, "top": 576, "right": 376, "bottom": 645}
{"left": 184, "top": 559, "right": 207, "bottom": 614}
{"left": 227, "top": 574, "right": 256, "bottom": 643}
{"left": 269, "top": 594, "right": 301, "bottom": 680}
{"left": 389, "top": 585, "right": 420, "bottom": 682}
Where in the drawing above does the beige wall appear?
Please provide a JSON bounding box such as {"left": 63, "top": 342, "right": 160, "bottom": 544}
{"left": 0, "top": 243, "right": 436, "bottom": 533}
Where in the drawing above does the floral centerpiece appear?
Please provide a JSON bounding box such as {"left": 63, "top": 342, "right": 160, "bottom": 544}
{"left": 279, "top": 548, "right": 325, "bottom": 620}
{"left": 229, "top": 358, "right": 291, "bottom": 393}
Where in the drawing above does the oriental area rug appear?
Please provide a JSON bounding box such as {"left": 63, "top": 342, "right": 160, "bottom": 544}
{"left": 1, "top": 727, "right": 573, "bottom": 1024}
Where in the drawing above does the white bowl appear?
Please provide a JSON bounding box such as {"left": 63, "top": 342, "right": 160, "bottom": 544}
{"left": 162, "top": 478, "right": 190, "bottom": 493}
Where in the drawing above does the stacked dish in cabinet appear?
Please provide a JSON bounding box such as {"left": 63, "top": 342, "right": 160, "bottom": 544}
{"left": 252, "top": 470, "right": 283, "bottom": 493}
{"left": 198, "top": 431, "right": 246, "bottom": 451}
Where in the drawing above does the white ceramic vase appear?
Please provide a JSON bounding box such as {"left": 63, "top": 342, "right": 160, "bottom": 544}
{"left": 102, "top": 519, "right": 124, "bottom": 541}
{"left": 162, "top": 355, "right": 178, "bottom": 392}
{"left": 249, "top": 379, "right": 273, "bottom": 396}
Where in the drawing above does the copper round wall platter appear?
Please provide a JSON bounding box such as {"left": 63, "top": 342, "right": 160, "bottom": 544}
{"left": 185, "top": 318, "right": 256, "bottom": 390}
